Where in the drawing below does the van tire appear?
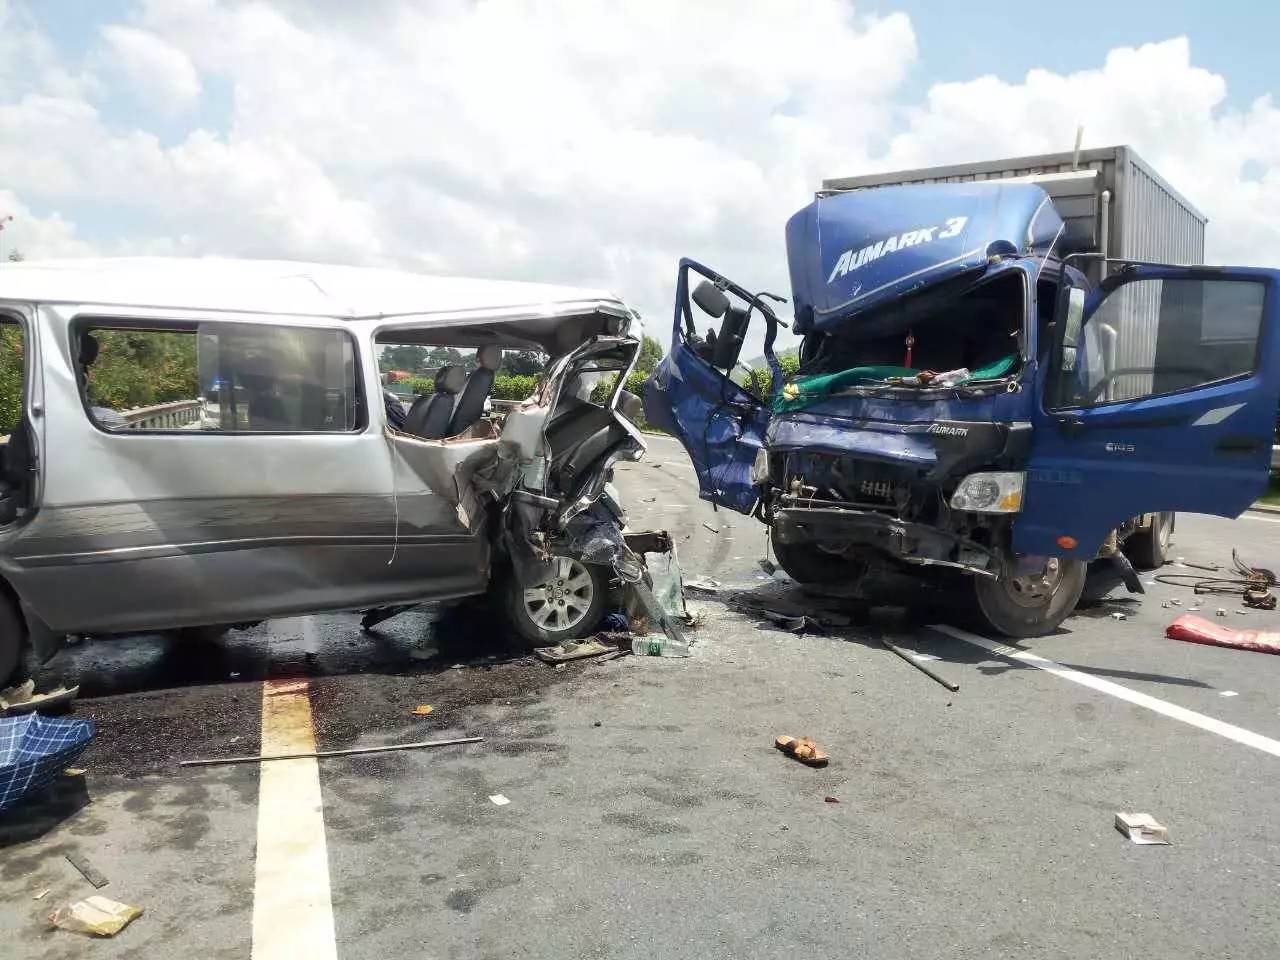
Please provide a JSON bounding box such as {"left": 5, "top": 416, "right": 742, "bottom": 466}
{"left": 505, "top": 557, "right": 608, "bottom": 647}
{"left": 770, "top": 529, "right": 869, "bottom": 585}
{"left": 971, "top": 558, "right": 1087, "bottom": 638}
{"left": 1124, "top": 512, "right": 1173, "bottom": 570}
{"left": 0, "top": 597, "right": 29, "bottom": 688}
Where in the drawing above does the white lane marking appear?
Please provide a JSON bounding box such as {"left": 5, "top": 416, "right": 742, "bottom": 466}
{"left": 251, "top": 676, "right": 337, "bottom": 960}
{"left": 1243, "top": 513, "right": 1280, "bottom": 524}
{"left": 929, "top": 623, "right": 1280, "bottom": 759}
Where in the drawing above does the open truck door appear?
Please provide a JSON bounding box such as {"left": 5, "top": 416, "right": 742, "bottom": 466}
{"left": 1016, "top": 265, "right": 1280, "bottom": 558}
{"left": 642, "top": 259, "right": 782, "bottom": 515}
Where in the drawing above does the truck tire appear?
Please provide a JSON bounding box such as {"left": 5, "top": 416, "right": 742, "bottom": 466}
{"left": 971, "top": 557, "right": 1086, "bottom": 638}
{"left": 0, "top": 596, "right": 28, "bottom": 688}
{"left": 505, "top": 556, "right": 608, "bottom": 647}
{"left": 770, "top": 528, "right": 869, "bottom": 585}
{"left": 1123, "top": 512, "right": 1174, "bottom": 570}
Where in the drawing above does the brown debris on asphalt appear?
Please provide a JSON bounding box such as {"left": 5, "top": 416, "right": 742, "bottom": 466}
{"left": 774, "top": 734, "right": 829, "bottom": 767}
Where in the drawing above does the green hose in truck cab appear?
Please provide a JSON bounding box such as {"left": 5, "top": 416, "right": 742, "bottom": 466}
{"left": 772, "top": 353, "right": 1018, "bottom": 414}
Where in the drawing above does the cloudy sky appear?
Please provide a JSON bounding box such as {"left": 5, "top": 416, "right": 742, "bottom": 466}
{"left": 3, "top": 0, "right": 1279, "bottom": 352}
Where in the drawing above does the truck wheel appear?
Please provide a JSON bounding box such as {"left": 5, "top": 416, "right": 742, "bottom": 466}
{"left": 971, "top": 557, "right": 1086, "bottom": 638}
{"left": 505, "top": 556, "right": 608, "bottom": 647}
{"left": 0, "top": 597, "right": 29, "bottom": 688}
{"left": 1123, "top": 512, "right": 1174, "bottom": 570}
{"left": 770, "top": 528, "right": 869, "bottom": 585}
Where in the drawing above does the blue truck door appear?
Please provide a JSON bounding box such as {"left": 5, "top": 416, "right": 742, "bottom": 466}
{"left": 1016, "top": 266, "right": 1280, "bottom": 557}
{"left": 642, "top": 260, "right": 774, "bottom": 515}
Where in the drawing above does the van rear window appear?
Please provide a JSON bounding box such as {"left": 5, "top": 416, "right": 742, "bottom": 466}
{"left": 79, "top": 322, "right": 362, "bottom": 433}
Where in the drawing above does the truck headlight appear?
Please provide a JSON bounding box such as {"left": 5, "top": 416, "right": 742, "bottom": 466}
{"left": 750, "top": 447, "right": 771, "bottom": 485}
{"left": 950, "top": 471, "right": 1025, "bottom": 513}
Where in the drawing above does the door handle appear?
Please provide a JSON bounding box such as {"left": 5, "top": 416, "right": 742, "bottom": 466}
{"left": 1214, "top": 436, "right": 1262, "bottom": 454}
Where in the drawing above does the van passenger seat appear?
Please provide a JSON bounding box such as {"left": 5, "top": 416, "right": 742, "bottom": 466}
{"left": 449, "top": 345, "right": 503, "bottom": 436}
{"left": 405, "top": 366, "right": 467, "bottom": 439}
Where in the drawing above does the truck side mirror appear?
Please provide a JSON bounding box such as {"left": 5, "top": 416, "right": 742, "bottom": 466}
{"left": 1060, "top": 287, "right": 1085, "bottom": 372}
{"left": 692, "top": 280, "right": 729, "bottom": 319}
{"left": 711, "top": 305, "right": 749, "bottom": 370}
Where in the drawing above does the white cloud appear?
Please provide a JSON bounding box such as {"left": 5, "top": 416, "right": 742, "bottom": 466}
{"left": 0, "top": 191, "right": 93, "bottom": 260}
{"left": 98, "top": 25, "right": 202, "bottom": 116}
{"left": 1, "top": 8, "right": 1279, "bottom": 363}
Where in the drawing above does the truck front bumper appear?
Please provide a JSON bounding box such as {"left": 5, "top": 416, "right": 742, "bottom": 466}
{"left": 773, "top": 505, "right": 1001, "bottom": 578}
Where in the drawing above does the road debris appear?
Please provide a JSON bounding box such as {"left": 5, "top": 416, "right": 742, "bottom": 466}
{"left": 1115, "top": 812, "right": 1170, "bottom": 845}
{"left": 631, "top": 634, "right": 690, "bottom": 657}
{"left": 684, "top": 577, "right": 721, "bottom": 595}
{"left": 880, "top": 637, "right": 960, "bottom": 692}
{"left": 411, "top": 705, "right": 434, "bottom": 716}
{"left": 1110, "top": 612, "right": 1127, "bottom": 621}
{"left": 775, "top": 735, "right": 829, "bottom": 768}
{"left": 702, "top": 521, "right": 720, "bottom": 534}
{"left": 0, "top": 714, "right": 95, "bottom": 812}
{"left": 1220, "top": 690, "right": 1239, "bottom": 697}
{"left": 535, "top": 637, "right": 614, "bottom": 664}
{"left": 824, "top": 796, "right": 840, "bottom": 804}
{"left": 1156, "top": 549, "right": 1277, "bottom": 610}
{"left": 0, "top": 681, "right": 80, "bottom": 716}
{"left": 49, "top": 896, "right": 143, "bottom": 937}
{"left": 758, "top": 558, "right": 778, "bottom": 576}
{"left": 33, "top": 888, "right": 50, "bottom": 900}
{"left": 1216, "top": 608, "right": 1228, "bottom": 617}
{"left": 178, "top": 736, "right": 483, "bottom": 767}
{"left": 65, "top": 853, "right": 109, "bottom": 889}
{"left": 1166, "top": 614, "right": 1280, "bottom": 655}
{"left": 759, "top": 609, "right": 807, "bottom": 632}
{"left": 489, "top": 794, "right": 510, "bottom": 806}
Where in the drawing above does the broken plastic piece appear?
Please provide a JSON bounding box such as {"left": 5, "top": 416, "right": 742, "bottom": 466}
{"left": 49, "top": 895, "right": 143, "bottom": 937}
{"left": 411, "top": 705, "right": 434, "bottom": 716}
{"left": 534, "top": 638, "right": 614, "bottom": 664}
{"left": 823, "top": 796, "right": 840, "bottom": 804}
{"left": 65, "top": 853, "right": 108, "bottom": 889}
{"left": 1110, "top": 612, "right": 1127, "bottom": 621}
{"left": 489, "top": 794, "right": 510, "bottom": 806}
{"left": 0, "top": 683, "right": 79, "bottom": 716}
{"left": 1115, "top": 812, "right": 1169, "bottom": 845}
{"left": 684, "top": 577, "right": 721, "bottom": 595}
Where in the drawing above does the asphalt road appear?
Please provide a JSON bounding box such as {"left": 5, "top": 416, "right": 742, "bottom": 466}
{"left": 4, "top": 432, "right": 1280, "bottom": 959}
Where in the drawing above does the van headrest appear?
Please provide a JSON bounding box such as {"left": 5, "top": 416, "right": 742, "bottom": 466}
{"left": 434, "top": 365, "right": 467, "bottom": 394}
{"left": 476, "top": 345, "right": 503, "bottom": 371}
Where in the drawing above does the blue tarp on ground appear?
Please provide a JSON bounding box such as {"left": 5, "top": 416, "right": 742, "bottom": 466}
{"left": 0, "top": 713, "right": 94, "bottom": 812}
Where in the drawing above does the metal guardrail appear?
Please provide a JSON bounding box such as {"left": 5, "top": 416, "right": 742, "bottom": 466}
{"left": 121, "top": 399, "right": 202, "bottom": 430}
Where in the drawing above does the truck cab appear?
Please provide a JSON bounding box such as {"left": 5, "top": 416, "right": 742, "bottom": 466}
{"left": 645, "top": 178, "right": 1280, "bottom": 636}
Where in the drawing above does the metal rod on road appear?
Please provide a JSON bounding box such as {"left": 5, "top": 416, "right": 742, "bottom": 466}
{"left": 879, "top": 637, "right": 960, "bottom": 692}
{"left": 179, "top": 735, "right": 484, "bottom": 767}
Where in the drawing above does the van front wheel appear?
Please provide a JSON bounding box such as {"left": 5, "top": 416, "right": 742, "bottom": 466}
{"left": 971, "top": 558, "right": 1086, "bottom": 638}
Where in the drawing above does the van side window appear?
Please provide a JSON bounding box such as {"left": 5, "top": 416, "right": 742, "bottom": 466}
{"left": 1064, "top": 278, "right": 1265, "bottom": 407}
{"left": 81, "top": 322, "right": 362, "bottom": 433}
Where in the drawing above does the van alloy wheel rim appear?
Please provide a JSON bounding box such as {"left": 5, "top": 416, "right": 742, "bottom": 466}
{"left": 523, "top": 557, "right": 593, "bottom": 632}
{"left": 1002, "top": 557, "right": 1063, "bottom": 608}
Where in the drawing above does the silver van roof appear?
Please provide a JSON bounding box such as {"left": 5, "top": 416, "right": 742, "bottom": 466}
{"left": 0, "top": 257, "right": 627, "bottom": 321}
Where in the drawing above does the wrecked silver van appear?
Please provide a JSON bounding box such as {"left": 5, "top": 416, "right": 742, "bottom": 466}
{"left": 0, "top": 258, "right": 646, "bottom": 685}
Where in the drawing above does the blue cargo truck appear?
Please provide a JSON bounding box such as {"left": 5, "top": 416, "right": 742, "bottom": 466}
{"left": 645, "top": 146, "right": 1280, "bottom": 636}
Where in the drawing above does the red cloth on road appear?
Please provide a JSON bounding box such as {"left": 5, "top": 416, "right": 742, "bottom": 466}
{"left": 1165, "top": 614, "right": 1280, "bottom": 654}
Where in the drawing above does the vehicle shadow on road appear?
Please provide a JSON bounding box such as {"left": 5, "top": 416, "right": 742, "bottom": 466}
{"left": 713, "top": 576, "right": 1213, "bottom": 691}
